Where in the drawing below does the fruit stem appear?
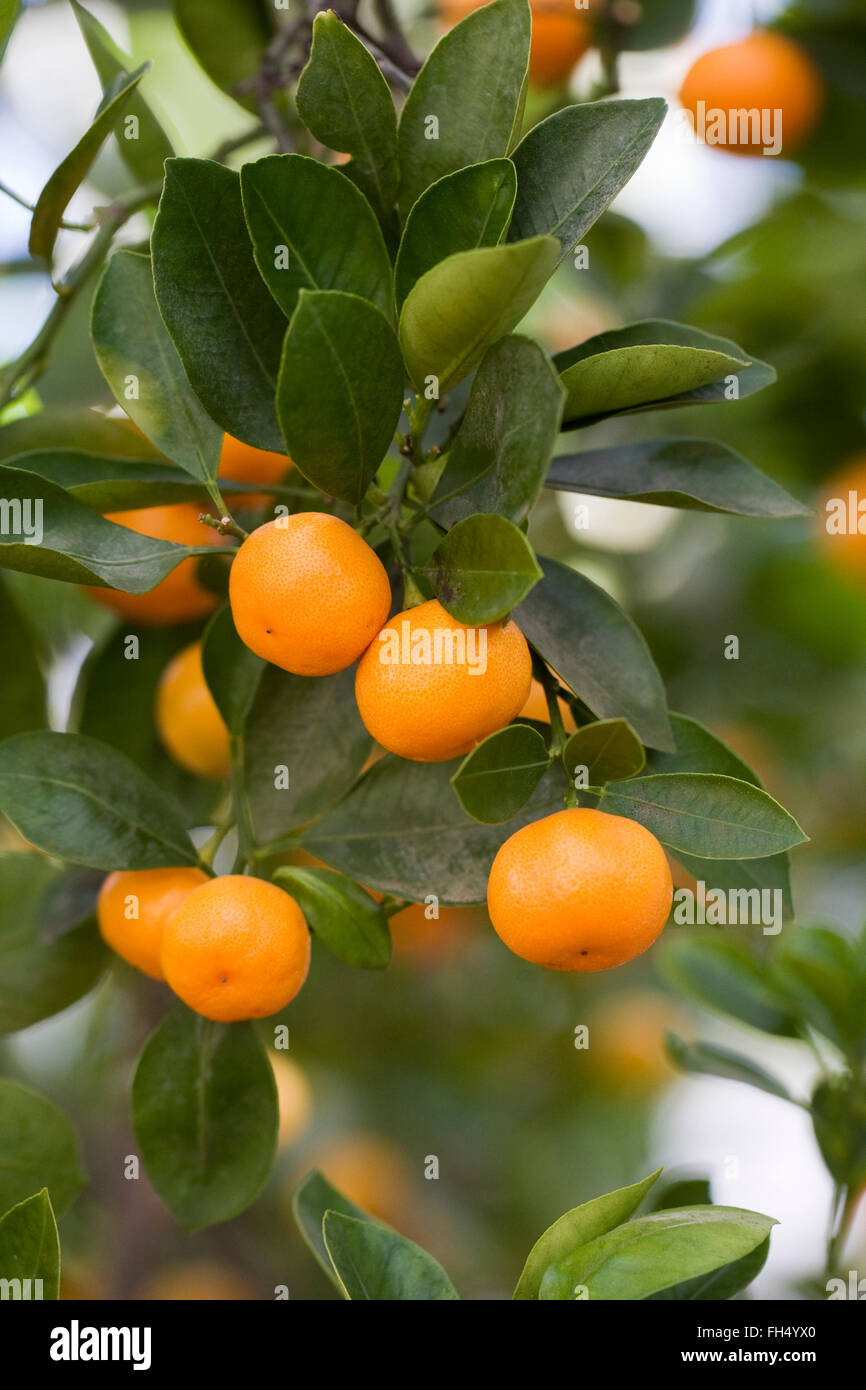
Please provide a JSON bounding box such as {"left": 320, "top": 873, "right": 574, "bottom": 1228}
{"left": 198, "top": 818, "right": 236, "bottom": 871}
{"left": 199, "top": 511, "right": 247, "bottom": 543}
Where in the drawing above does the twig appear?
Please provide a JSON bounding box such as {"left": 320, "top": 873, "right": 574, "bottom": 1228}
{"left": 0, "top": 179, "right": 94, "bottom": 231}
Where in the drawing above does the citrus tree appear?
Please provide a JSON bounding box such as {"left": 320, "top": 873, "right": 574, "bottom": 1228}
{"left": 0, "top": 0, "right": 828, "bottom": 1299}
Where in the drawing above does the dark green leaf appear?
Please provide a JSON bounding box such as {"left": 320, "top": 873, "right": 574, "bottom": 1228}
{"left": 666, "top": 1034, "right": 794, "bottom": 1103}
{"left": 274, "top": 865, "right": 391, "bottom": 970}
{"left": 563, "top": 719, "right": 645, "bottom": 785}
{"left": 132, "top": 1005, "right": 278, "bottom": 1231}
{"left": 276, "top": 289, "right": 403, "bottom": 506}
{"left": 0, "top": 451, "right": 290, "bottom": 512}
{"left": 399, "top": 237, "right": 559, "bottom": 393}
{"left": 658, "top": 934, "right": 797, "bottom": 1037}
{"left": 201, "top": 605, "right": 264, "bottom": 737}
{"left": 152, "top": 158, "right": 286, "bottom": 450}
{"left": 323, "top": 1210, "right": 460, "bottom": 1300}
{"left": 547, "top": 437, "right": 810, "bottom": 517}
{"left": 0, "top": 1080, "right": 85, "bottom": 1216}
{"left": 0, "top": 576, "right": 45, "bottom": 738}
{"left": 451, "top": 723, "right": 549, "bottom": 824}
{"left": 515, "top": 556, "right": 673, "bottom": 751}
{"left": 673, "top": 849, "right": 794, "bottom": 923}
{"left": 397, "top": 0, "right": 529, "bottom": 217}
{"left": 0, "top": 731, "right": 199, "bottom": 869}
{"left": 395, "top": 159, "right": 516, "bottom": 310}
{"left": 615, "top": 0, "right": 696, "bottom": 50}
{"left": 422, "top": 513, "right": 542, "bottom": 624}
{"left": 0, "top": 406, "right": 162, "bottom": 462}
{"left": 650, "top": 1178, "right": 712, "bottom": 1212}
{"left": 508, "top": 98, "right": 665, "bottom": 265}
{"left": 0, "top": 1190, "right": 60, "bottom": 1299}
{"left": 173, "top": 0, "right": 271, "bottom": 108}
{"left": 292, "top": 1169, "right": 382, "bottom": 1291}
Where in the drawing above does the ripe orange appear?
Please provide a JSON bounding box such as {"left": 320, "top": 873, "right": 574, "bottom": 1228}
{"left": 679, "top": 30, "right": 823, "bottom": 156}
{"left": 85, "top": 504, "right": 224, "bottom": 625}
{"left": 819, "top": 454, "right": 866, "bottom": 580}
{"left": 354, "top": 598, "right": 532, "bottom": 761}
{"left": 97, "top": 866, "right": 209, "bottom": 980}
{"left": 519, "top": 676, "right": 577, "bottom": 732}
{"left": 160, "top": 874, "right": 310, "bottom": 1021}
{"left": 219, "top": 433, "right": 292, "bottom": 507}
{"left": 487, "top": 807, "right": 672, "bottom": 971}
{"left": 156, "top": 641, "right": 230, "bottom": 780}
{"left": 228, "top": 512, "right": 392, "bottom": 676}
{"left": 439, "top": 0, "right": 592, "bottom": 87}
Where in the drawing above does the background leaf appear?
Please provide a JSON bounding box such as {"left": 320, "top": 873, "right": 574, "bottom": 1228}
{"left": 658, "top": 934, "right": 797, "bottom": 1037}
{"left": 666, "top": 1034, "right": 794, "bottom": 1103}
{"left": 201, "top": 604, "right": 264, "bottom": 736}
{"left": 451, "top": 723, "right": 550, "bottom": 824}
{"left": 274, "top": 866, "right": 391, "bottom": 970}
{"left": 0, "top": 1189, "right": 60, "bottom": 1299}
{"left": 323, "top": 1210, "right": 460, "bottom": 1300}
{"left": 172, "top": 0, "right": 271, "bottom": 108}
{"left": 0, "top": 1080, "right": 85, "bottom": 1216}
{"left": 0, "top": 575, "right": 45, "bottom": 738}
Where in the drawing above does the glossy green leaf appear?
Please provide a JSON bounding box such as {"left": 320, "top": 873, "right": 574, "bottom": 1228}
{"left": 0, "top": 1190, "right": 60, "bottom": 1299}
{"left": 292, "top": 1169, "right": 382, "bottom": 1292}
{"left": 539, "top": 1205, "right": 776, "bottom": 1301}
{"left": 0, "top": 407, "right": 162, "bottom": 462}
{"left": 422, "top": 513, "right": 542, "bottom": 624}
{"left": 72, "top": 1, "right": 173, "bottom": 183}
{"left": 599, "top": 773, "right": 808, "bottom": 859}
{"left": 173, "top": 0, "right": 271, "bottom": 108}
{"left": 201, "top": 605, "right": 264, "bottom": 737}
{"left": 132, "top": 1006, "right": 278, "bottom": 1231}
{"left": 0, "top": 853, "right": 106, "bottom": 1036}
{"left": 658, "top": 935, "right": 797, "bottom": 1037}
{"left": 431, "top": 335, "right": 563, "bottom": 526}
{"left": 563, "top": 719, "right": 645, "bottom": 786}
{"left": 152, "top": 158, "right": 286, "bottom": 451}
{"left": 395, "top": 159, "right": 516, "bottom": 310}
{"left": 274, "top": 866, "right": 391, "bottom": 970}
{"left": 508, "top": 98, "right": 665, "bottom": 265}
{"left": 241, "top": 154, "right": 392, "bottom": 320}
{"left": 323, "top": 1211, "right": 460, "bottom": 1300}
{"left": 0, "top": 1080, "right": 85, "bottom": 1216}
{"left": 29, "top": 66, "right": 148, "bottom": 261}
{"left": 666, "top": 1034, "right": 794, "bottom": 1103}
{"left": 399, "top": 237, "right": 559, "bottom": 393}
{"left": 296, "top": 12, "right": 398, "bottom": 229}
{"left": 515, "top": 556, "right": 673, "bottom": 752}
{"left": 649, "top": 1236, "right": 770, "bottom": 1301}
{"left": 303, "top": 758, "right": 563, "bottom": 904}
{"left": 92, "top": 250, "right": 223, "bottom": 482}
{"left": 514, "top": 1169, "right": 661, "bottom": 1300}
{"left": 0, "top": 576, "right": 45, "bottom": 739}
{"left": 277, "top": 289, "right": 403, "bottom": 506}
{"left": 0, "top": 731, "right": 199, "bottom": 869}
{"left": 547, "top": 438, "right": 810, "bottom": 518}
{"left": 451, "top": 724, "right": 551, "bottom": 825}
{"left": 397, "top": 0, "right": 529, "bottom": 217}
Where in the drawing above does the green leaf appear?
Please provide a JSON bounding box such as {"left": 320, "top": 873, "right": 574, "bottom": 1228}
{"left": 292, "top": 1169, "right": 382, "bottom": 1292}
{"left": 296, "top": 12, "right": 398, "bottom": 231}
{"left": 0, "top": 464, "right": 214, "bottom": 590}
{"left": 514, "top": 1169, "right": 661, "bottom": 1300}
{"left": 563, "top": 720, "right": 645, "bottom": 786}
{"left": 648, "top": 1236, "right": 770, "bottom": 1301}
{"left": 399, "top": 237, "right": 559, "bottom": 393}
{"left": 650, "top": 1178, "right": 712, "bottom": 1212}
{"left": 431, "top": 335, "right": 564, "bottom": 526}
{"left": 152, "top": 158, "right": 287, "bottom": 451}
{"left": 303, "top": 757, "right": 563, "bottom": 904}
{"left": 0, "top": 1190, "right": 60, "bottom": 1299}
{"left": 616, "top": 0, "right": 696, "bottom": 50}
{"left": 556, "top": 321, "right": 776, "bottom": 427}
{"left": 0, "top": 451, "right": 289, "bottom": 512}
{"left": 666, "top": 1034, "right": 794, "bottom": 1103}
{"left": 397, "top": 0, "right": 530, "bottom": 218}
{"left": 811, "top": 1076, "right": 866, "bottom": 1190}
{"left": 508, "top": 98, "right": 665, "bottom": 265}
{"left": 277, "top": 289, "right": 403, "bottom": 506}
{"left": 0, "top": 731, "right": 199, "bottom": 869}
{"left": 29, "top": 65, "right": 148, "bottom": 262}
{"left": 0, "top": 1080, "right": 85, "bottom": 1216}
{"left": 515, "top": 556, "right": 673, "bottom": 752}
{"left": 451, "top": 724, "right": 549, "bottom": 824}
{"left": 323, "top": 1211, "right": 460, "bottom": 1300}
{"left": 274, "top": 866, "right": 391, "bottom": 970}
{"left": 0, "top": 576, "right": 45, "bottom": 738}
{"left": 201, "top": 605, "right": 264, "bottom": 737}
{"left": 0, "top": 853, "right": 106, "bottom": 1036}
{"left": 0, "top": 406, "right": 162, "bottom": 462}
{"left": 658, "top": 934, "right": 797, "bottom": 1037}
{"left": 539, "top": 1205, "right": 776, "bottom": 1301}
{"left": 547, "top": 438, "right": 811, "bottom": 518}
{"left": 421, "top": 513, "right": 542, "bottom": 624}
{"left": 241, "top": 154, "right": 393, "bottom": 320}
{"left": 1, "top": 0, "right": 19, "bottom": 55}
{"left": 173, "top": 0, "right": 271, "bottom": 109}
{"left": 673, "top": 849, "right": 794, "bottom": 922}
{"left": 132, "top": 1005, "right": 278, "bottom": 1232}
{"left": 72, "top": 1, "right": 174, "bottom": 183}
{"left": 599, "top": 773, "right": 808, "bottom": 859}
{"left": 771, "top": 928, "right": 861, "bottom": 1051}
{"left": 92, "top": 249, "right": 223, "bottom": 483}
{"left": 244, "top": 665, "right": 372, "bottom": 845}
{"left": 395, "top": 159, "right": 516, "bottom": 311}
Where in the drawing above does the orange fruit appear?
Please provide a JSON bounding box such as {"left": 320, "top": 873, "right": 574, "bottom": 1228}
{"left": 519, "top": 676, "right": 577, "bottom": 732}
{"left": 161, "top": 874, "right": 310, "bottom": 1021}
{"left": 589, "top": 990, "right": 688, "bottom": 1093}
{"left": 819, "top": 454, "right": 866, "bottom": 580}
{"left": 354, "top": 598, "right": 532, "bottom": 762}
{"left": 679, "top": 30, "right": 823, "bottom": 156}
{"left": 219, "top": 433, "right": 292, "bottom": 507}
{"left": 85, "top": 504, "right": 224, "bottom": 625}
{"left": 228, "top": 512, "right": 391, "bottom": 676}
{"left": 487, "top": 807, "right": 672, "bottom": 971}
{"left": 97, "top": 866, "right": 209, "bottom": 980}
{"left": 138, "top": 1260, "right": 257, "bottom": 1300}
{"left": 440, "top": 0, "right": 592, "bottom": 87}
{"left": 156, "top": 641, "right": 230, "bottom": 780}
{"left": 271, "top": 1054, "right": 313, "bottom": 1150}
{"left": 389, "top": 902, "right": 476, "bottom": 962}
